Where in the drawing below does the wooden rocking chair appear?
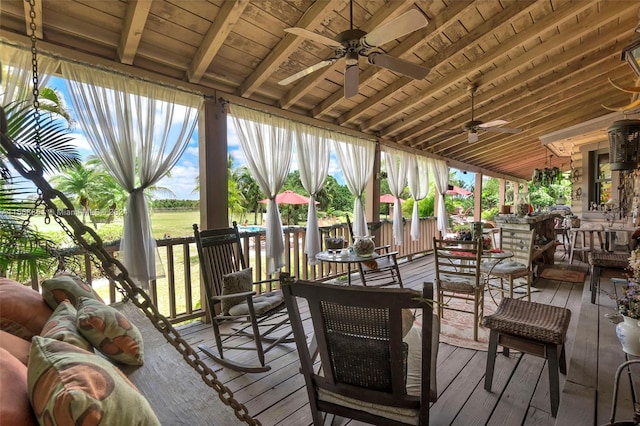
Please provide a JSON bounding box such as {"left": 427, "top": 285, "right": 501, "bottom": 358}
{"left": 193, "top": 223, "right": 294, "bottom": 373}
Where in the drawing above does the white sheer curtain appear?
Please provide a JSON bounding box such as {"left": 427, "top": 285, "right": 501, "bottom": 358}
{"left": 429, "top": 158, "right": 450, "bottom": 236}
{"left": 406, "top": 154, "right": 430, "bottom": 241}
{"left": 383, "top": 148, "right": 409, "bottom": 245}
{"left": 294, "top": 122, "right": 330, "bottom": 265}
{"left": 230, "top": 104, "right": 293, "bottom": 274}
{"left": 1, "top": 44, "right": 59, "bottom": 105}
{"left": 333, "top": 135, "right": 375, "bottom": 238}
{"left": 60, "top": 62, "right": 200, "bottom": 285}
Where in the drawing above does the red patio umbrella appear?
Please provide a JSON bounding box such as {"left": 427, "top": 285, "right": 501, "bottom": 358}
{"left": 446, "top": 185, "right": 472, "bottom": 196}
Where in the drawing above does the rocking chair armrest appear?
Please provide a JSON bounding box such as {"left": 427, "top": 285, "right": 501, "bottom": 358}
{"left": 253, "top": 278, "right": 279, "bottom": 285}
{"left": 374, "top": 244, "right": 392, "bottom": 253}
{"left": 376, "top": 250, "right": 399, "bottom": 258}
{"left": 210, "top": 290, "right": 256, "bottom": 301}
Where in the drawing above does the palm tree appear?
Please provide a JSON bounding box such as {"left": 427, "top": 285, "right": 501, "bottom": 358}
{"left": 1, "top": 97, "right": 80, "bottom": 281}
{"left": 234, "top": 165, "right": 263, "bottom": 225}
{"left": 50, "top": 161, "right": 101, "bottom": 224}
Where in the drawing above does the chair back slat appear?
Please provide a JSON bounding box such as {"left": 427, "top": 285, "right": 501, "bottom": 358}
{"left": 193, "top": 223, "right": 246, "bottom": 299}
{"left": 499, "top": 228, "right": 536, "bottom": 265}
{"left": 432, "top": 238, "right": 482, "bottom": 288}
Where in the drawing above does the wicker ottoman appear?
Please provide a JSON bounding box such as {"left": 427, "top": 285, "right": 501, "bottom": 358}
{"left": 482, "top": 297, "right": 571, "bottom": 417}
{"left": 588, "top": 251, "right": 628, "bottom": 304}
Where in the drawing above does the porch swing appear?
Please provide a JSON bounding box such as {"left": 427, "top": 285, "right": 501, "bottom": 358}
{"left": 0, "top": 3, "right": 256, "bottom": 424}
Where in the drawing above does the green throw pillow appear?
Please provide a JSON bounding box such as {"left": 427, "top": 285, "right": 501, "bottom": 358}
{"left": 28, "top": 336, "right": 160, "bottom": 426}
{"left": 41, "top": 273, "right": 104, "bottom": 309}
{"left": 41, "top": 300, "right": 93, "bottom": 352}
{"left": 221, "top": 267, "right": 253, "bottom": 315}
{"left": 76, "top": 297, "right": 144, "bottom": 366}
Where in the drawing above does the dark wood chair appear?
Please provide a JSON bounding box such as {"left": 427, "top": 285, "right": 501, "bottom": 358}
{"left": 282, "top": 276, "right": 438, "bottom": 425}
{"left": 432, "top": 237, "right": 484, "bottom": 341}
{"left": 345, "top": 214, "right": 403, "bottom": 287}
{"left": 193, "top": 222, "right": 293, "bottom": 373}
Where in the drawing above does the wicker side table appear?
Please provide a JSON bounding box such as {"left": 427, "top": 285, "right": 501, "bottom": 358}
{"left": 482, "top": 297, "right": 571, "bottom": 417}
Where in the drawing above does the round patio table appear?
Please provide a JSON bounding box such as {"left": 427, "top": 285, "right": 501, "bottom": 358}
{"left": 315, "top": 250, "right": 380, "bottom": 286}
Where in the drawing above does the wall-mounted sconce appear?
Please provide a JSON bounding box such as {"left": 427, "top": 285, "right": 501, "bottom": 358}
{"left": 622, "top": 34, "right": 640, "bottom": 78}
{"left": 608, "top": 119, "right": 640, "bottom": 170}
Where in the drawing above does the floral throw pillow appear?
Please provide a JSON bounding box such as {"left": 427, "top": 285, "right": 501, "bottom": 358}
{"left": 76, "top": 297, "right": 144, "bottom": 366}
{"left": 221, "top": 268, "right": 253, "bottom": 315}
{"left": 41, "top": 300, "right": 93, "bottom": 352}
{"left": 41, "top": 273, "right": 104, "bottom": 309}
{"left": 28, "top": 337, "right": 159, "bottom": 426}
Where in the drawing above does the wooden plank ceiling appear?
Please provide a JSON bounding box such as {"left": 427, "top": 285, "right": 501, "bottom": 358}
{"left": 1, "top": 0, "right": 639, "bottom": 181}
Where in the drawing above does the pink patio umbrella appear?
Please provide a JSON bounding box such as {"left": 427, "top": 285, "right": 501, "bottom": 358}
{"left": 380, "top": 194, "right": 398, "bottom": 203}
{"left": 380, "top": 194, "right": 399, "bottom": 218}
{"left": 260, "top": 190, "right": 318, "bottom": 225}
{"left": 259, "top": 190, "right": 317, "bottom": 205}
{"left": 446, "top": 185, "right": 472, "bottom": 196}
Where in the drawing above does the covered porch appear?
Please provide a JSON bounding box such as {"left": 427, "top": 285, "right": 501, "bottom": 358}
{"left": 177, "top": 247, "right": 636, "bottom": 426}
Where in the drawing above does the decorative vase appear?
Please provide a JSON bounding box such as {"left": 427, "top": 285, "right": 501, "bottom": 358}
{"left": 616, "top": 315, "right": 640, "bottom": 356}
{"left": 515, "top": 192, "right": 531, "bottom": 217}
{"left": 352, "top": 235, "right": 375, "bottom": 257}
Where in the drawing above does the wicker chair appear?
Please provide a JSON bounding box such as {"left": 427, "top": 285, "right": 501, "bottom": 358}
{"left": 345, "top": 214, "right": 403, "bottom": 288}
{"left": 193, "top": 223, "right": 293, "bottom": 373}
{"left": 433, "top": 237, "right": 484, "bottom": 341}
{"left": 282, "top": 276, "right": 439, "bottom": 425}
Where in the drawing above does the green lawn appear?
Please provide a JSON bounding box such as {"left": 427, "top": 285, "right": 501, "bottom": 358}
{"left": 27, "top": 210, "right": 200, "bottom": 241}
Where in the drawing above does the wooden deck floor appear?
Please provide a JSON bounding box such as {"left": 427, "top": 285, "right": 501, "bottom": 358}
{"left": 178, "top": 248, "right": 637, "bottom": 426}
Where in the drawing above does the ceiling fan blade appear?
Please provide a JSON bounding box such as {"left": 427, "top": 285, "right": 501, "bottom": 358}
{"left": 344, "top": 64, "right": 359, "bottom": 98}
{"left": 278, "top": 59, "right": 336, "bottom": 86}
{"left": 368, "top": 53, "right": 430, "bottom": 80}
{"left": 478, "top": 119, "right": 508, "bottom": 128}
{"left": 362, "top": 9, "right": 428, "bottom": 47}
{"left": 484, "top": 126, "right": 522, "bottom": 134}
{"left": 284, "top": 28, "right": 342, "bottom": 48}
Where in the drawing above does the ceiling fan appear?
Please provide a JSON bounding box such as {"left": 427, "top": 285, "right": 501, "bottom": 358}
{"left": 457, "top": 85, "right": 522, "bottom": 143}
{"left": 278, "top": 3, "right": 431, "bottom": 98}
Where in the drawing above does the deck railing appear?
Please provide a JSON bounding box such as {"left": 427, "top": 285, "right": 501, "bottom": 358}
{"left": 36, "top": 218, "right": 438, "bottom": 324}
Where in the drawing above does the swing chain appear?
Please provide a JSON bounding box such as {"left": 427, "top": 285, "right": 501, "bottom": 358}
{"left": 27, "top": 0, "right": 42, "bottom": 159}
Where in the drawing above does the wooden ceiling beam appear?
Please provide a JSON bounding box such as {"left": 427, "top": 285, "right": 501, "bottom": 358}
{"left": 335, "top": 0, "right": 536, "bottom": 126}
{"left": 382, "top": 1, "right": 637, "bottom": 139}
{"left": 238, "top": 0, "right": 340, "bottom": 98}
{"left": 361, "top": 1, "right": 599, "bottom": 133}
{"left": 187, "top": 0, "right": 249, "bottom": 84}
{"left": 22, "top": 0, "right": 42, "bottom": 39}
{"left": 410, "top": 33, "right": 631, "bottom": 151}
{"left": 117, "top": 0, "right": 152, "bottom": 65}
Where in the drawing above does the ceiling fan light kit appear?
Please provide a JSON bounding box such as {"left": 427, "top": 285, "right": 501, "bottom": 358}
{"left": 279, "top": 6, "right": 430, "bottom": 98}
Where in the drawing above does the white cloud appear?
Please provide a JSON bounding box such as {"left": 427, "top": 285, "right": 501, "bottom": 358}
{"left": 156, "top": 164, "right": 199, "bottom": 200}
